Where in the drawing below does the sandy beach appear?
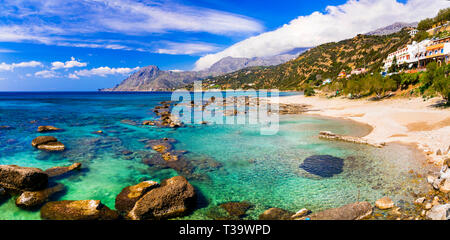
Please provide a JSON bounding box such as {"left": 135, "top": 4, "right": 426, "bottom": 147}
{"left": 275, "top": 95, "right": 450, "bottom": 166}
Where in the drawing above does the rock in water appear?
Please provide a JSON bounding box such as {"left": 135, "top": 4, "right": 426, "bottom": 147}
{"left": 220, "top": 201, "right": 253, "bottom": 218}
{"left": 300, "top": 202, "right": 372, "bottom": 220}
{"left": 31, "top": 136, "right": 65, "bottom": 152}
{"left": 259, "top": 208, "right": 293, "bottom": 220}
{"left": 299, "top": 155, "right": 344, "bottom": 177}
{"left": 16, "top": 183, "right": 65, "bottom": 209}
{"left": 115, "top": 181, "right": 159, "bottom": 215}
{"left": 41, "top": 200, "right": 119, "bottom": 220}
{"left": 31, "top": 136, "right": 58, "bottom": 147}
{"left": 0, "top": 165, "right": 48, "bottom": 191}
{"left": 37, "top": 142, "right": 65, "bottom": 151}
{"left": 127, "top": 176, "right": 196, "bottom": 220}
{"left": 375, "top": 196, "right": 394, "bottom": 210}
{"left": 44, "top": 163, "right": 82, "bottom": 178}
{"left": 37, "top": 126, "right": 62, "bottom": 132}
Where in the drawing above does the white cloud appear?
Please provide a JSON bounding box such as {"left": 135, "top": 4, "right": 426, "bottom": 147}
{"left": 35, "top": 70, "right": 59, "bottom": 78}
{"left": 194, "top": 0, "right": 448, "bottom": 70}
{"left": 0, "top": 61, "right": 43, "bottom": 71}
{"left": 72, "top": 66, "right": 140, "bottom": 78}
{"left": 51, "top": 57, "right": 87, "bottom": 70}
{"left": 0, "top": 0, "right": 263, "bottom": 53}
{"left": 0, "top": 48, "right": 15, "bottom": 53}
{"left": 156, "top": 42, "right": 220, "bottom": 55}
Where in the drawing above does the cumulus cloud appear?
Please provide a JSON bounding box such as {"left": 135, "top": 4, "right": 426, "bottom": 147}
{"left": 51, "top": 57, "right": 87, "bottom": 70}
{"left": 72, "top": 66, "right": 140, "bottom": 78}
{"left": 0, "top": 61, "right": 43, "bottom": 71}
{"left": 35, "top": 70, "right": 59, "bottom": 78}
{"left": 194, "top": 0, "right": 448, "bottom": 70}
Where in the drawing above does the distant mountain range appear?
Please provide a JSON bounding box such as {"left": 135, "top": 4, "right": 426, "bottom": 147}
{"left": 99, "top": 49, "right": 306, "bottom": 91}
{"left": 365, "top": 22, "right": 418, "bottom": 36}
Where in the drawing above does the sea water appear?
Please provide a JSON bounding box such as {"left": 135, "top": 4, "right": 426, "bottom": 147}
{"left": 0, "top": 92, "right": 431, "bottom": 220}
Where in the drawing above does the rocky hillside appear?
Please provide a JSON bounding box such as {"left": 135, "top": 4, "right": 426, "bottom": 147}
{"left": 199, "top": 30, "right": 412, "bottom": 90}
{"left": 365, "top": 22, "right": 417, "bottom": 36}
{"left": 100, "top": 51, "right": 304, "bottom": 91}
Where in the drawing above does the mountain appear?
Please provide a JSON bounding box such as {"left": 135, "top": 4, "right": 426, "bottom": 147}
{"left": 198, "top": 29, "right": 412, "bottom": 90}
{"left": 365, "top": 22, "right": 418, "bottom": 36}
{"left": 100, "top": 50, "right": 305, "bottom": 91}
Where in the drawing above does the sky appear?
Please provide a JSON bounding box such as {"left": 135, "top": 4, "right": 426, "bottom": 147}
{"left": 0, "top": 0, "right": 447, "bottom": 91}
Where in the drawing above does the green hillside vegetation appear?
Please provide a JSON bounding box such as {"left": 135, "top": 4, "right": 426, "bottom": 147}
{"left": 200, "top": 30, "right": 411, "bottom": 90}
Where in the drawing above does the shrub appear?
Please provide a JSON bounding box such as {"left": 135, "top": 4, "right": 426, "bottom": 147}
{"left": 304, "top": 87, "right": 316, "bottom": 97}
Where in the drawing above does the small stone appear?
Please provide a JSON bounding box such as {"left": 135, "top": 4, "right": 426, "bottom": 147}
{"left": 436, "top": 149, "right": 442, "bottom": 155}
{"left": 427, "top": 175, "right": 436, "bottom": 184}
{"left": 414, "top": 197, "right": 426, "bottom": 205}
{"left": 37, "top": 126, "right": 62, "bottom": 132}
{"left": 424, "top": 202, "right": 433, "bottom": 210}
{"left": 432, "top": 196, "right": 440, "bottom": 206}
{"left": 37, "top": 141, "right": 65, "bottom": 151}
{"left": 375, "top": 196, "right": 394, "bottom": 210}
{"left": 291, "top": 208, "right": 310, "bottom": 219}
{"left": 389, "top": 207, "right": 402, "bottom": 216}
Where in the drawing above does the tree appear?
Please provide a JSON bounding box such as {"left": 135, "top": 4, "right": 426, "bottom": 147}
{"left": 432, "top": 63, "right": 450, "bottom": 103}
{"left": 388, "top": 56, "right": 398, "bottom": 73}
{"left": 417, "top": 18, "right": 434, "bottom": 31}
{"left": 413, "top": 31, "right": 430, "bottom": 42}
{"left": 370, "top": 73, "right": 396, "bottom": 99}
{"left": 420, "top": 62, "right": 438, "bottom": 93}
{"left": 435, "top": 8, "right": 450, "bottom": 24}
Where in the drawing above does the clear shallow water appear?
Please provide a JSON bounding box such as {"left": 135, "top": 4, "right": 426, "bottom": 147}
{"left": 0, "top": 92, "right": 431, "bottom": 220}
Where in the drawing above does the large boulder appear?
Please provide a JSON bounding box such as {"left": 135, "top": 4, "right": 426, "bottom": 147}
{"left": 16, "top": 183, "right": 65, "bottom": 209}
{"left": 115, "top": 181, "right": 159, "bottom": 215}
{"left": 40, "top": 200, "right": 119, "bottom": 220}
{"left": 259, "top": 208, "right": 294, "bottom": 220}
{"left": 0, "top": 165, "right": 48, "bottom": 191}
{"left": 32, "top": 136, "right": 65, "bottom": 152}
{"left": 426, "top": 204, "right": 450, "bottom": 220}
{"left": 37, "top": 126, "right": 62, "bottom": 132}
{"left": 301, "top": 202, "right": 372, "bottom": 220}
{"left": 127, "top": 176, "right": 196, "bottom": 220}
{"left": 44, "top": 163, "right": 82, "bottom": 178}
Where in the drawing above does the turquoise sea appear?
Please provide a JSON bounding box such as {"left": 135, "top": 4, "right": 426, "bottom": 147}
{"left": 0, "top": 92, "right": 431, "bottom": 220}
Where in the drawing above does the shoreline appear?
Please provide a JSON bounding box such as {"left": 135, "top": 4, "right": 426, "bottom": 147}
{"left": 273, "top": 95, "right": 450, "bottom": 166}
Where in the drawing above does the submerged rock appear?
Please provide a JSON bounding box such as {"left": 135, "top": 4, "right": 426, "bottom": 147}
{"left": 291, "top": 208, "right": 311, "bottom": 219}
{"left": 220, "top": 201, "right": 253, "bottom": 218}
{"left": 300, "top": 202, "right": 372, "bottom": 220}
{"left": 0, "top": 165, "right": 48, "bottom": 191}
{"left": 44, "top": 163, "right": 82, "bottom": 178}
{"left": 41, "top": 200, "right": 119, "bottom": 220}
{"left": 299, "top": 155, "right": 344, "bottom": 178}
{"left": 115, "top": 181, "right": 159, "bottom": 216}
{"left": 37, "top": 126, "right": 62, "bottom": 132}
{"left": 127, "top": 176, "right": 196, "bottom": 220}
{"left": 375, "top": 196, "right": 394, "bottom": 210}
{"left": 259, "top": 207, "right": 294, "bottom": 220}
{"left": 16, "top": 183, "right": 65, "bottom": 209}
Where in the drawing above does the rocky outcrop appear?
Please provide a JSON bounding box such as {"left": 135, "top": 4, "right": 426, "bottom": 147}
{"left": 115, "top": 181, "right": 159, "bottom": 216}
{"left": 31, "top": 136, "right": 65, "bottom": 151}
{"left": 300, "top": 202, "right": 372, "bottom": 220}
{"left": 37, "top": 126, "right": 62, "bottom": 132}
{"left": 15, "top": 183, "right": 65, "bottom": 209}
{"left": 319, "top": 131, "right": 385, "bottom": 148}
{"left": 258, "top": 207, "right": 294, "bottom": 220}
{"left": 44, "top": 163, "right": 82, "bottom": 178}
{"left": 0, "top": 165, "right": 48, "bottom": 191}
{"left": 220, "top": 201, "right": 253, "bottom": 218}
{"left": 426, "top": 204, "right": 450, "bottom": 220}
{"left": 41, "top": 200, "right": 119, "bottom": 220}
{"left": 127, "top": 176, "right": 196, "bottom": 220}
{"left": 375, "top": 197, "right": 394, "bottom": 210}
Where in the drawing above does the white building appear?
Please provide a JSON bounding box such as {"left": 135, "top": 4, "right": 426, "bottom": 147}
{"left": 383, "top": 40, "right": 431, "bottom": 71}
{"left": 409, "top": 29, "right": 418, "bottom": 37}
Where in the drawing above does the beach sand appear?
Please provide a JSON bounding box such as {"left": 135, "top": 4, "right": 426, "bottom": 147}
{"left": 274, "top": 95, "right": 450, "bottom": 166}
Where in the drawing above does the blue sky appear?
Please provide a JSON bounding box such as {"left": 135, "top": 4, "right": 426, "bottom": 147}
{"left": 0, "top": 0, "right": 446, "bottom": 91}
